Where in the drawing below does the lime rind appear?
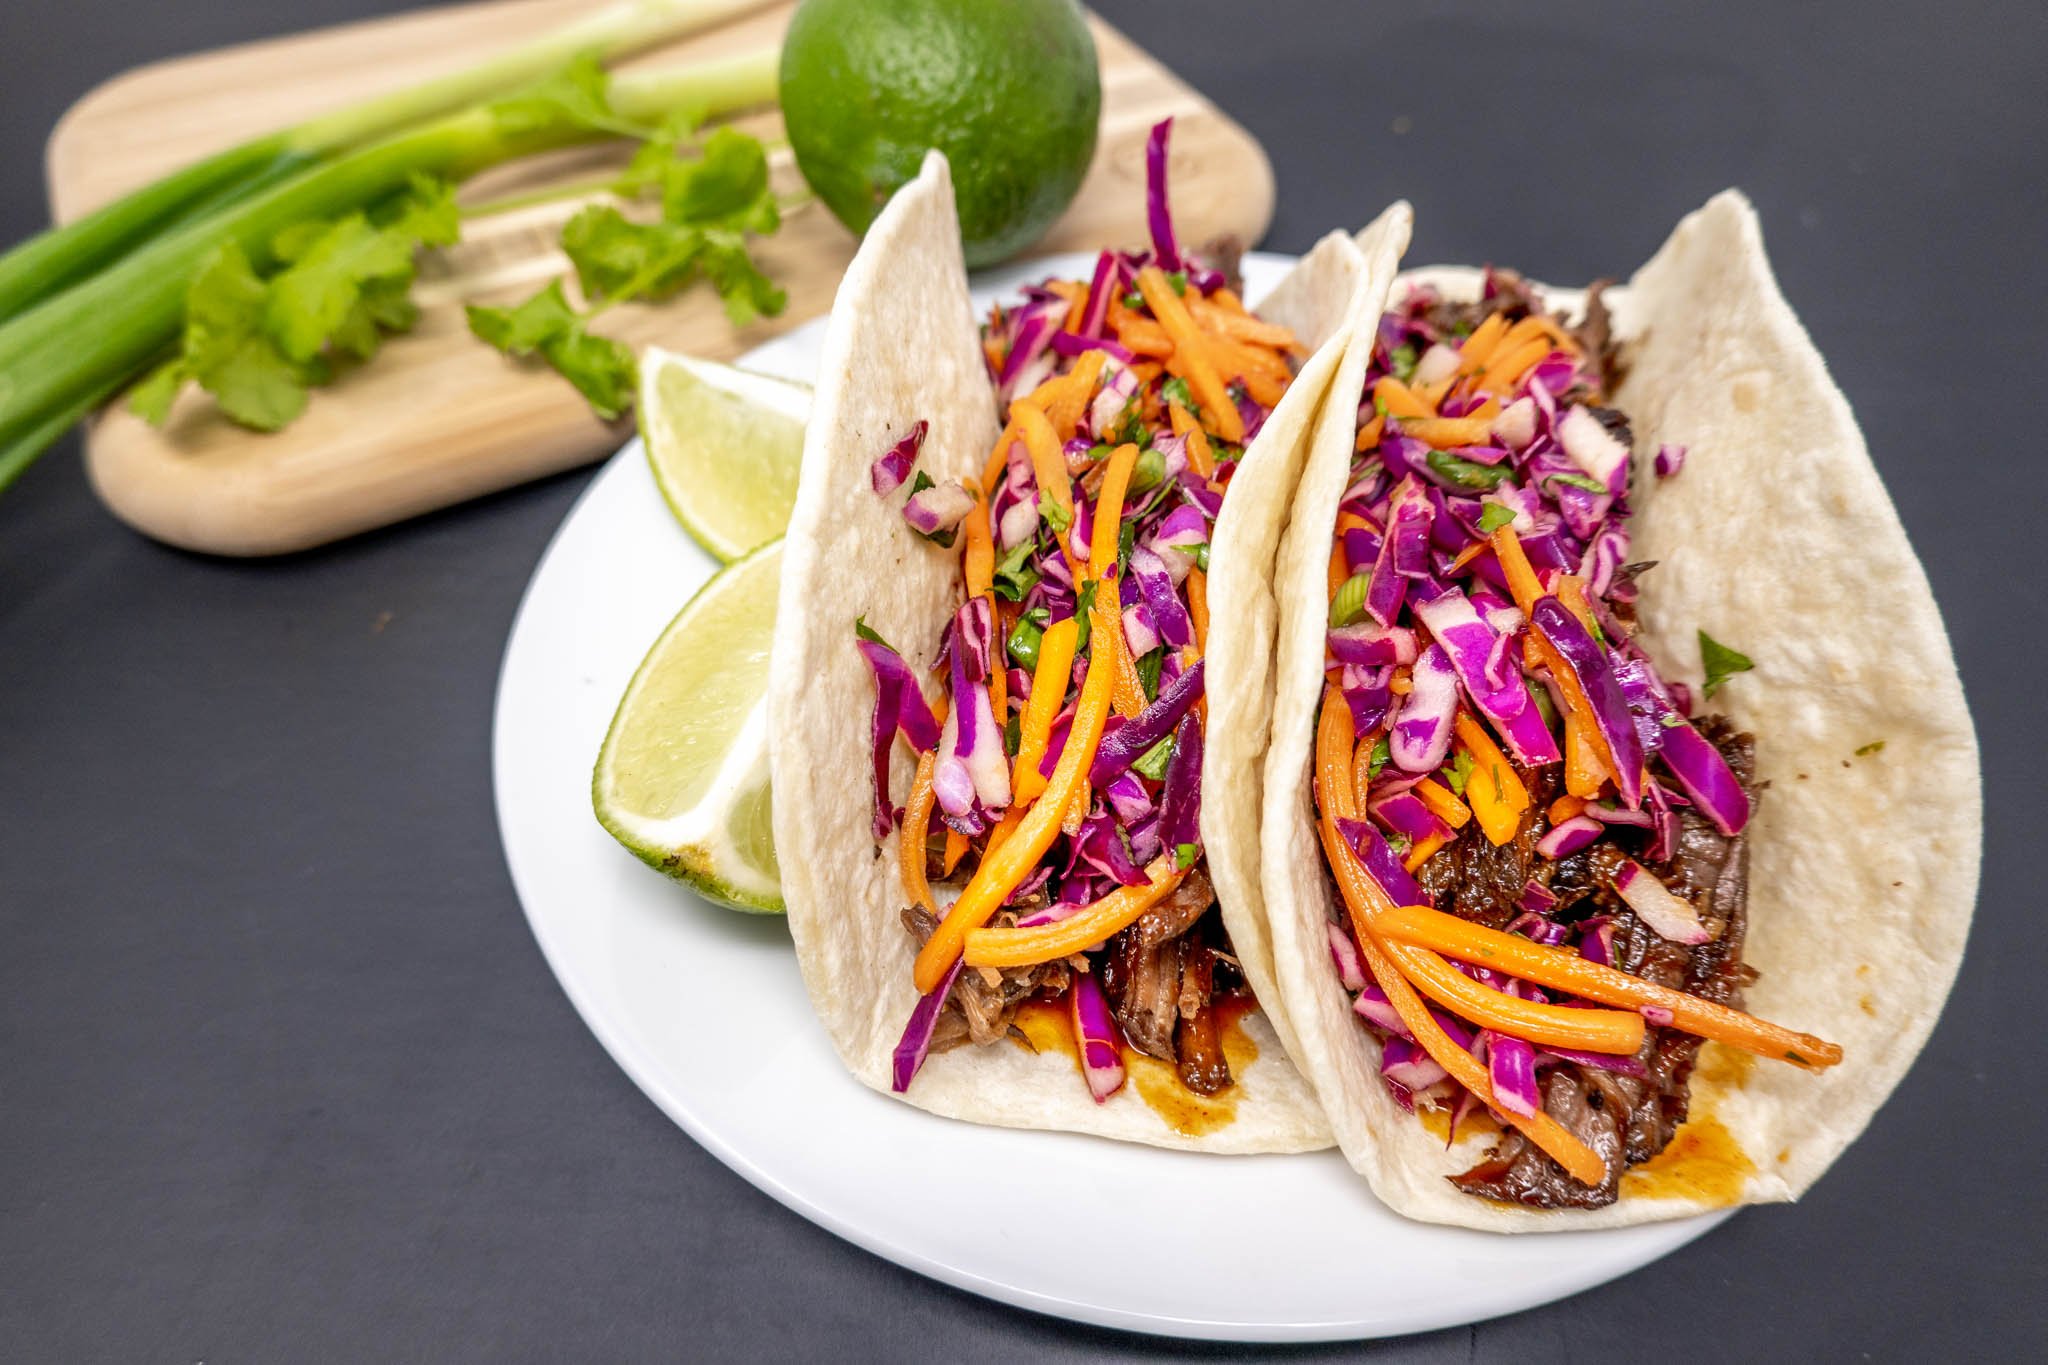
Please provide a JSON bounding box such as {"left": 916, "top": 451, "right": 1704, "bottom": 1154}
{"left": 593, "top": 539, "right": 786, "bottom": 913}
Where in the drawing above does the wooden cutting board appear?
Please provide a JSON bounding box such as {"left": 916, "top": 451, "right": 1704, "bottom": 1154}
{"left": 46, "top": 0, "right": 1274, "bottom": 555}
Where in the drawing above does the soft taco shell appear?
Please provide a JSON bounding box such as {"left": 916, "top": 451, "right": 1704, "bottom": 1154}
{"left": 769, "top": 152, "right": 1385, "bottom": 1150}
{"left": 1258, "top": 190, "right": 1980, "bottom": 1226}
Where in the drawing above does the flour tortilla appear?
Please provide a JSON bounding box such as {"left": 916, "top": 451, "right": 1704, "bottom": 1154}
{"left": 1259, "top": 190, "right": 1980, "bottom": 1225}
{"left": 769, "top": 152, "right": 1383, "bottom": 1150}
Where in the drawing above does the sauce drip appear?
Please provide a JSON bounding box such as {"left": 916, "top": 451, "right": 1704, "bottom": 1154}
{"left": 1621, "top": 1043, "right": 1757, "bottom": 1206}
{"left": 1008, "top": 993, "right": 1259, "bottom": 1135}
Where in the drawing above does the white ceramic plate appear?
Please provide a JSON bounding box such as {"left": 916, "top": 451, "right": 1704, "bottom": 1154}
{"left": 491, "top": 253, "right": 1729, "bottom": 1342}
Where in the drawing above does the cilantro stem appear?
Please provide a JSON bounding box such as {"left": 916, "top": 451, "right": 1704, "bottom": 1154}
{"left": 0, "top": 44, "right": 779, "bottom": 489}
{"left": 461, "top": 174, "right": 625, "bottom": 220}
{"left": 0, "top": 0, "right": 773, "bottom": 326}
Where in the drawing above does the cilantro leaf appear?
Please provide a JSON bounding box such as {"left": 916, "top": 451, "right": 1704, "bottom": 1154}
{"left": 561, "top": 204, "right": 704, "bottom": 305}
{"left": 992, "top": 539, "right": 1040, "bottom": 602}
{"left": 1367, "top": 737, "right": 1392, "bottom": 783}
{"left": 488, "top": 54, "right": 642, "bottom": 140}
{"left": 1039, "top": 495, "right": 1072, "bottom": 535}
{"left": 264, "top": 213, "right": 420, "bottom": 363}
{"left": 853, "top": 615, "right": 894, "bottom": 648}
{"left": 181, "top": 242, "right": 310, "bottom": 431}
{"left": 465, "top": 281, "right": 636, "bottom": 421}
{"left": 1160, "top": 375, "right": 1195, "bottom": 413}
{"left": 1173, "top": 842, "right": 1200, "bottom": 871}
{"left": 1133, "top": 734, "right": 1176, "bottom": 781}
{"left": 1698, "top": 630, "right": 1754, "bottom": 699}
{"left": 1072, "top": 581, "right": 1097, "bottom": 651}
{"left": 1136, "top": 646, "right": 1164, "bottom": 700}
{"left": 664, "top": 127, "right": 779, "bottom": 234}
{"left": 1390, "top": 342, "right": 1419, "bottom": 382}
{"left": 1445, "top": 748, "right": 1475, "bottom": 796}
{"left": 1477, "top": 502, "right": 1518, "bottom": 533}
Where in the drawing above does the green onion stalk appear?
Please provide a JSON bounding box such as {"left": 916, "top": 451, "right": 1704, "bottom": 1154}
{"left": 0, "top": 0, "right": 773, "bottom": 323}
{"left": 0, "top": 46, "right": 779, "bottom": 495}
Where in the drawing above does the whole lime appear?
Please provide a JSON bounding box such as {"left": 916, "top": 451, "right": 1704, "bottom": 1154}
{"left": 780, "top": 0, "right": 1101, "bottom": 268}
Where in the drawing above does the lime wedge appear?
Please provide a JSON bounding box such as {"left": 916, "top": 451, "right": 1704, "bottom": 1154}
{"left": 593, "top": 539, "right": 784, "bottom": 911}
{"left": 639, "top": 347, "right": 811, "bottom": 562}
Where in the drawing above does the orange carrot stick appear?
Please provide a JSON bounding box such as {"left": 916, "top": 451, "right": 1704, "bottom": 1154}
{"left": 1403, "top": 831, "right": 1447, "bottom": 873}
{"left": 1481, "top": 337, "right": 1549, "bottom": 393}
{"left": 963, "top": 856, "right": 1188, "bottom": 967}
{"left": 1415, "top": 778, "right": 1472, "bottom": 830}
{"left": 1375, "top": 905, "right": 1846, "bottom": 1071}
{"left": 1385, "top": 936, "right": 1645, "bottom": 1054}
{"left": 1489, "top": 525, "right": 1545, "bottom": 613}
{"left": 1454, "top": 313, "right": 1510, "bottom": 373}
{"left": 1312, "top": 691, "right": 1608, "bottom": 1183}
{"left": 1012, "top": 617, "right": 1080, "bottom": 803}
{"left": 1135, "top": 267, "right": 1244, "bottom": 442}
{"left": 1187, "top": 567, "right": 1211, "bottom": 653}
{"left": 1188, "top": 293, "right": 1299, "bottom": 349}
{"left": 899, "top": 749, "right": 939, "bottom": 914}
{"left": 1548, "top": 793, "right": 1587, "bottom": 824}
{"left": 1372, "top": 376, "right": 1437, "bottom": 419}
{"left": 1354, "top": 412, "right": 1386, "bottom": 453}
{"left": 1399, "top": 416, "right": 1497, "bottom": 449}
{"left": 912, "top": 635, "right": 1118, "bottom": 992}
{"left": 942, "top": 828, "right": 970, "bottom": 876}
{"left": 962, "top": 476, "right": 994, "bottom": 599}
{"left": 1016, "top": 404, "right": 1075, "bottom": 566}
{"left": 1454, "top": 712, "right": 1528, "bottom": 846}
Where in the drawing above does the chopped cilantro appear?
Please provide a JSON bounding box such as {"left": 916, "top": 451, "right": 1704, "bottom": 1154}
{"left": 1132, "top": 734, "right": 1176, "bottom": 781}
{"left": 1477, "top": 502, "right": 1518, "bottom": 534}
{"left": 1367, "top": 737, "right": 1392, "bottom": 783}
{"left": 1136, "top": 646, "right": 1165, "bottom": 700}
{"left": 1445, "top": 748, "right": 1475, "bottom": 796}
{"left": 1004, "top": 713, "right": 1022, "bottom": 757}
{"left": 1166, "top": 270, "right": 1189, "bottom": 294}
{"left": 1160, "top": 375, "right": 1195, "bottom": 413}
{"left": 1073, "top": 581, "right": 1097, "bottom": 651}
{"left": 1039, "top": 495, "right": 1073, "bottom": 536}
{"left": 1129, "top": 446, "right": 1167, "bottom": 494}
{"left": 903, "top": 471, "right": 958, "bottom": 548}
{"left": 1854, "top": 740, "right": 1886, "bottom": 757}
{"left": 1390, "top": 342, "right": 1419, "bottom": 382}
{"left": 1698, "top": 630, "right": 1754, "bottom": 698}
{"left": 992, "top": 539, "right": 1039, "bottom": 601}
{"left": 1123, "top": 289, "right": 1145, "bottom": 309}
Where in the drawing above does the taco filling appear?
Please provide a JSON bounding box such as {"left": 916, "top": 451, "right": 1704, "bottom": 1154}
{"left": 855, "top": 125, "right": 1307, "bottom": 1107}
{"left": 1309, "top": 271, "right": 1843, "bottom": 1207}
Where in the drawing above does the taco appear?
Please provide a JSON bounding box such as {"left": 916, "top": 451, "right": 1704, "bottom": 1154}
{"left": 768, "top": 123, "right": 1407, "bottom": 1150}
{"left": 1257, "top": 192, "right": 1978, "bottom": 1224}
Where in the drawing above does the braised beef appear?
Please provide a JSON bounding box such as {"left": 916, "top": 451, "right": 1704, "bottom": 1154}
{"left": 1572, "top": 280, "right": 1622, "bottom": 388}
{"left": 1415, "top": 783, "right": 1544, "bottom": 927}
{"left": 1450, "top": 723, "right": 1757, "bottom": 1207}
{"left": 901, "top": 906, "right": 1071, "bottom": 1051}
{"left": 1102, "top": 868, "right": 1217, "bottom": 1063}
{"left": 1174, "top": 939, "right": 1232, "bottom": 1096}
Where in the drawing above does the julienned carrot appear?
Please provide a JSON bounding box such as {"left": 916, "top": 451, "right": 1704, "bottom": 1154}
{"left": 912, "top": 633, "right": 1118, "bottom": 992}
{"left": 1385, "top": 934, "right": 1645, "bottom": 1054}
{"left": 1187, "top": 567, "right": 1210, "bottom": 652}
{"left": 1016, "top": 404, "right": 1074, "bottom": 564}
{"left": 1312, "top": 691, "right": 1607, "bottom": 1184}
{"left": 1548, "top": 793, "right": 1587, "bottom": 824}
{"left": 1489, "top": 525, "right": 1545, "bottom": 613}
{"left": 1012, "top": 617, "right": 1079, "bottom": 803}
{"left": 962, "top": 856, "right": 1187, "bottom": 968}
{"left": 1481, "top": 337, "right": 1549, "bottom": 393}
{"left": 1399, "top": 416, "right": 1496, "bottom": 449}
{"left": 1403, "top": 831, "right": 1447, "bottom": 873}
{"left": 1563, "top": 708, "right": 1611, "bottom": 799}
{"left": 1415, "top": 778, "right": 1472, "bottom": 830}
{"left": 1188, "top": 292, "right": 1299, "bottom": 349}
{"left": 943, "top": 828, "right": 969, "bottom": 876}
{"left": 1085, "top": 442, "right": 1148, "bottom": 718}
{"left": 1453, "top": 712, "right": 1528, "bottom": 845}
{"left": 1089, "top": 443, "right": 1139, "bottom": 572}
{"left": 1095, "top": 556, "right": 1148, "bottom": 720}
{"left": 1350, "top": 732, "right": 1378, "bottom": 808}
{"left": 1327, "top": 541, "right": 1349, "bottom": 600}
{"left": 899, "top": 748, "right": 939, "bottom": 914}
{"left": 1375, "top": 905, "right": 1846, "bottom": 1071}
{"left": 1135, "top": 267, "right": 1244, "bottom": 442}
{"left": 981, "top": 421, "right": 1018, "bottom": 507}
{"left": 1354, "top": 412, "right": 1386, "bottom": 453}
{"left": 962, "top": 475, "right": 994, "bottom": 599}
{"left": 1455, "top": 313, "right": 1510, "bottom": 373}
{"left": 1019, "top": 348, "right": 1105, "bottom": 441}
{"left": 1043, "top": 278, "right": 1085, "bottom": 334}
{"left": 1107, "top": 299, "right": 1173, "bottom": 357}
{"left": 1373, "top": 376, "right": 1436, "bottom": 419}
{"left": 1185, "top": 423, "right": 1216, "bottom": 481}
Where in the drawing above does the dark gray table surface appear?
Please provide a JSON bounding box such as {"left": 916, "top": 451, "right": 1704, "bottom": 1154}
{"left": 3, "top": 1, "right": 2039, "bottom": 1358}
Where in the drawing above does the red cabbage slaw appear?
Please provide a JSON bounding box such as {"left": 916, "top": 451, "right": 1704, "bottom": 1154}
{"left": 858, "top": 120, "right": 1298, "bottom": 1101}
{"left": 1320, "top": 272, "right": 1753, "bottom": 1131}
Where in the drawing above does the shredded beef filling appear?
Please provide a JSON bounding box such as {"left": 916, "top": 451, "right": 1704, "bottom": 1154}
{"left": 903, "top": 865, "right": 1241, "bottom": 1096}
{"left": 1445, "top": 723, "right": 1757, "bottom": 1209}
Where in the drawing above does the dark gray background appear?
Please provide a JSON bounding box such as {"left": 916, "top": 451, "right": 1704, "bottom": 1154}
{"left": 2, "top": 1, "right": 2038, "bottom": 1358}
